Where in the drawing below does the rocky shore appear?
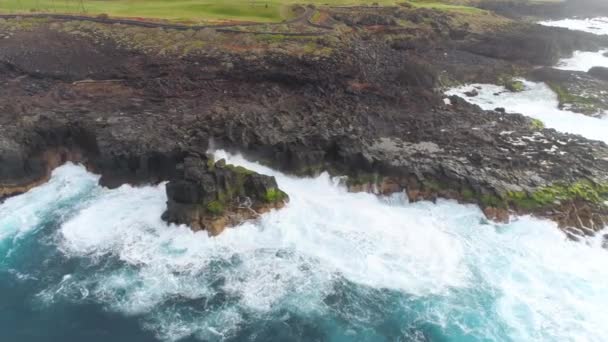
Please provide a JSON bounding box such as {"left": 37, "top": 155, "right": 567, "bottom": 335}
{"left": 1, "top": 1, "right": 608, "bottom": 236}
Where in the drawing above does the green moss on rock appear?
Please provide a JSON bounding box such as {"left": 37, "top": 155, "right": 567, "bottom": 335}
{"left": 530, "top": 118, "right": 545, "bottom": 130}
{"left": 481, "top": 194, "right": 507, "bottom": 208}
{"left": 264, "top": 188, "right": 286, "bottom": 203}
{"left": 206, "top": 200, "right": 224, "bottom": 215}
{"left": 547, "top": 82, "right": 600, "bottom": 112}
{"left": 423, "top": 179, "right": 451, "bottom": 192}
{"left": 500, "top": 77, "right": 525, "bottom": 92}
{"left": 225, "top": 164, "right": 254, "bottom": 176}
{"left": 506, "top": 180, "right": 608, "bottom": 210}
{"left": 461, "top": 188, "right": 474, "bottom": 201}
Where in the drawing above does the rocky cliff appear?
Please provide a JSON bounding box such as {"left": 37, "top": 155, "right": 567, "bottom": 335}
{"left": 1, "top": 5, "right": 607, "bottom": 237}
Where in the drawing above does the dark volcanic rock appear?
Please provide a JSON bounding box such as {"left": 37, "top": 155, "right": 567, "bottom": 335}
{"left": 464, "top": 89, "right": 479, "bottom": 97}
{"left": 162, "top": 154, "right": 288, "bottom": 236}
{"left": 0, "top": 16, "right": 607, "bottom": 237}
{"left": 588, "top": 66, "right": 608, "bottom": 82}
{"left": 460, "top": 24, "right": 608, "bottom": 66}
{"left": 0, "top": 30, "right": 131, "bottom": 81}
{"left": 477, "top": 0, "right": 608, "bottom": 19}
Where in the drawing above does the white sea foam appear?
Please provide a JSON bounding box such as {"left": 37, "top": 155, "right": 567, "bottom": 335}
{"left": 556, "top": 49, "right": 608, "bottom": 72}
{"left": 3, "top": 14, "right": 608, "bottom": 341}
{"left": 446, "top": 80, "right": 608, "bottom": 143}
{"left": 49, "top": 158, "right": 468, "bottom": 340}
{"left": 539, "top": 17, "right": 608, "bottom": 71}
{"left": 539, "top": 17, "right": 608, "bottom": 36}
{"left": 10, "top": 154, "right": 600, "bottom": 341}
{"left": 0, "top": 163, "right": 98, "bottom": 245}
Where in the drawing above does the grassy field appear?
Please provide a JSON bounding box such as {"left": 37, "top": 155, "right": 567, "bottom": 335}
{"left": 0, "top": 0, "right": 400, "bottom": 23}
{"left": 408, "top": 0, "right": 484, "bottom": 13}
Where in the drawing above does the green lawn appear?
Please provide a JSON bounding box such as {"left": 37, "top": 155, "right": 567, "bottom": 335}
{"left": 1, "top": 0, "right": 399, "bottom": 23}
{"left": 409, "top": 0, "right": 485, "bottom": 13}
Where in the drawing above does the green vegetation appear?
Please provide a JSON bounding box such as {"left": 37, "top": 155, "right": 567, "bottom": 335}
{"left": 263, "top": 188, "right": 286, "bottom": 202}
{"left": 481, "top": 194, "right": 506, "bottom": 208}
{"left": 0, "top": 0, "right": 502, "bottom": 23}
{"left": 225, "top": 164, "right": 255, "bottom": 176}
{"left": 477, "top": 180, "right": 608, "bottom": 210}
{"left": 423, "top": 179, "right": 447, "bottom": 192}
{"left": 461, "top": 188, "right": 474, "bottom": 201}
{"left": 500, "top": 77, "right": 525, "bottom": 92}
{"left": 1, "top": 0, "right": 398, "bottom": 23}
{"left": 506, "top": 180, "right": 608, "bottom": 210}
{"left": 408, "top": 0, "right": 485, "bottom": 13}
{"left": 206, "top": 200, "right": 225, "bottom": 215}
{"left": 530, "top": 118, "right": 545, "bottom": 130}
{"left": 546, "top": 82, "right": 601, "bottom": 113}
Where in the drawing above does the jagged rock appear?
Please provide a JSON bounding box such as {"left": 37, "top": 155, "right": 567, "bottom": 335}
{"left": 460, "top": 24, "right": 607, "bottom": 66}
{"left": 162, "top": 154, "right": 288, "bottom": 236}
{"left": 0, "top": 13, "right": 607, "bottom": 238}
{"left": 483, "top": 207, "right": 510, "bottom": 224}
{"left": 464, "top": 89, "right": 479, "bottom": 97}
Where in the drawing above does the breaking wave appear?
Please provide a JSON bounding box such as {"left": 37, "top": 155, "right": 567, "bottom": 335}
{"left": 1, "top": 157, "right": 607, "bottom": 341}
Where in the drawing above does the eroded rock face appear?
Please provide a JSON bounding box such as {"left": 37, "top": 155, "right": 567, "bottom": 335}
{"left": 460, "top": 24, "right": 607, "bottom": 66}
{"left": 0, "top": 12, "right": 607, "bottom": 238}
{"left": 162, "top": 154, "right": 288, "bottom": 236}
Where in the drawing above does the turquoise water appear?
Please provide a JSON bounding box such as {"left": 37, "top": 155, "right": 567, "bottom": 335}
{"left": 1, "top": 156, "right": 607, "bottom": 342}
{"left": 3, "top": 16, "right": 608, "bottom": 342}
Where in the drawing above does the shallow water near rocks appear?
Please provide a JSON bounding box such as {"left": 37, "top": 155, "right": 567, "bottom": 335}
{"left": 539, "top": 17, "right": 608, "bottom": 36}
{"left": 447, "top": 18, "right": 608, "bottom": 143}
{"left": 540, "top": 17, "right": 608, "bottom": 71}
{"left": 1, "top": 154, "right": 608, "bottom": 341}
{"left": 446, "top": 80, "right": 608, "bottom": 143}
{"left": 556, "top": 49, "right": 608, "bottom": 72}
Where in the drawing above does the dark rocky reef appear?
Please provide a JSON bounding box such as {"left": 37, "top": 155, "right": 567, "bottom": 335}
{"left": 528, "top": 67, "right": 608, "bottom": 117}
{"left": 162, "top": 154, "right": 287, "bottom": 236}
{"left": 588, "top": 66, "right": 608, "bottom": 82}
{"left": 477, "top": 0, "right": 608, "bottom": 20}
{"left": 1, "top": 8, "right": 607, "bottom": 238}
{"left": 459, "top": 23, "right": 608, "bottom": 66}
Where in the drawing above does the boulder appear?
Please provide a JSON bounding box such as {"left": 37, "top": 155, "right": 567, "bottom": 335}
{"left": 162, "top": 154, "right": 288, "bottom": 236}
{"left": 464, "top": 89, "right": 479, "bottom": 97}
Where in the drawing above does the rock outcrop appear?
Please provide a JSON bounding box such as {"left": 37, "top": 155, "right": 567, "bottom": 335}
{"left": 528, "top": 67, "right": 608, "bottom": 117}
{"left": 0, "top": 8, "right": 607, "bottom": 238}
{"left": 162, "top": 154, "right": 288, "bottom": 236}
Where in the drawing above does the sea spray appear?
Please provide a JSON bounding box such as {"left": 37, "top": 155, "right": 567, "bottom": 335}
{"left": 556, "top": 49, "right": 608, "bottom": 72}
{"left": 0, "top": 154, "right": 605, "bottom": 341}
{"left": 539, "top": 17, "right": 608, "bottom": 35}
{"left": 539, "top": 17, "right": 608, "bottom": 71}
{"left": 446, "top": 80, "right": 608, "bottom": 143}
